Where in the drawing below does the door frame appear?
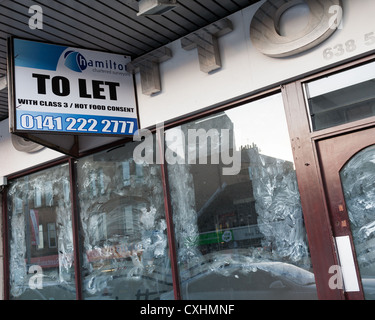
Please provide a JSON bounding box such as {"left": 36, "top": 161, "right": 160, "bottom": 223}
{"left": 282, "top": 53, "right": 375, "bottom": 300}
{"left": 316, "top": 128, "right": 375, "bottom": 300}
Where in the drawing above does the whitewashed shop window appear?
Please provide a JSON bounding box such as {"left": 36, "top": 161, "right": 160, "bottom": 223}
{"left": 76, "top": 141, "right": 172, "bottom": 300}
{"left": 7, "top": 164, "right": 76, "bottom": 300}
{"left": 164, "top": 93, "right": 318, "bottom": 300}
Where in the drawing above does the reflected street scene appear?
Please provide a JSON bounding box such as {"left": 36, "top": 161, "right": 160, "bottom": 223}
{"left": 165, "top": 93, "right": 318, "bottom": 300}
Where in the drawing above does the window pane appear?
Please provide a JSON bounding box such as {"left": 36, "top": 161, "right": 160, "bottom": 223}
{"left": 77, "top": 141, "right": 173, "bottom": 300}
{"left": 164, "top": 93, "right": 318, "bottom": 300}
{"left": 7, "top": 164, "right": 76, "bottom": 300}
{"left": 306, "top": 61, "right": 375, "bottom": 131}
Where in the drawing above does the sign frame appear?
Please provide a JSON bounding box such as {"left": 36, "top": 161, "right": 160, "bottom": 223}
{"left": 7, "top": 36, "right": 140, "bottom": 157}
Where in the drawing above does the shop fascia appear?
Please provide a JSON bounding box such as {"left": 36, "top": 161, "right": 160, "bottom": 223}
{"left": 126, "top": 0, "right": 343, "bottom": 96}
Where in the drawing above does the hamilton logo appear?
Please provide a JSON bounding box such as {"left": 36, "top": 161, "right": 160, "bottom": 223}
{"left": 63, "top": 50, "right": 87, "bottom": 73}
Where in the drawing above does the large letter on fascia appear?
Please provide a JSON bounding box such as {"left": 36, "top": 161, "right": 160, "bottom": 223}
{"left": 250, "top": 0, "right": 343, "bottom": 57}
{"left": 126, "top": 46, "right": 172, "bottom": 96}
{"left": 181, "top": 18, "right": 233, "bottom": 73}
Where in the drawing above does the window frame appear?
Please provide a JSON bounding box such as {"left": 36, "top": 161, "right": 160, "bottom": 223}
{"left": 0, "top": 86, "right": 318, "bottom": 300}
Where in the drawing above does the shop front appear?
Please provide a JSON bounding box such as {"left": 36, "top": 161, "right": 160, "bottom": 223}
{"left": 1, "top": 0, "right": 375, "bottom": 300}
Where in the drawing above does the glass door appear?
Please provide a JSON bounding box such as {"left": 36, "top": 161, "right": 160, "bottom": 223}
{"left": 317, "top": 127, "right": 375, "bottom": 300}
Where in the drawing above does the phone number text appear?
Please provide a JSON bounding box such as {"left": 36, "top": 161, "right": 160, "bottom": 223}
{"left": 18, "top": 113, "right": 137, "bottom": 135}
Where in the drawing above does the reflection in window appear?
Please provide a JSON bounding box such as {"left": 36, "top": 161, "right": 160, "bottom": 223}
{"left": 47, "top": 223, "right": 57, "bottom": 248}
{"left": 76, "top": 141, "right": 172, "bottom": 300}
{"left": 7, "top": 164, "right": 76, "bottom": 300}
{"left": 38, "top": 225, "right": 44, "bottom": 250}
{"left": 305, "top": 61, "right": 375, "bottom": 131}
{"left": 164, "top": 94, "right": 317, "bottom": 300}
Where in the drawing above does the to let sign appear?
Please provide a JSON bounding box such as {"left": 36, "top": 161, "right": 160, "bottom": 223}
{"left": 9, "top": 38, "right": 138, "bottom": 137}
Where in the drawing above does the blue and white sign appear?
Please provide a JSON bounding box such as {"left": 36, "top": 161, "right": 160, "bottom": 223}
{"left": 12, "top": 38, "right": 138, "bottom": 136}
